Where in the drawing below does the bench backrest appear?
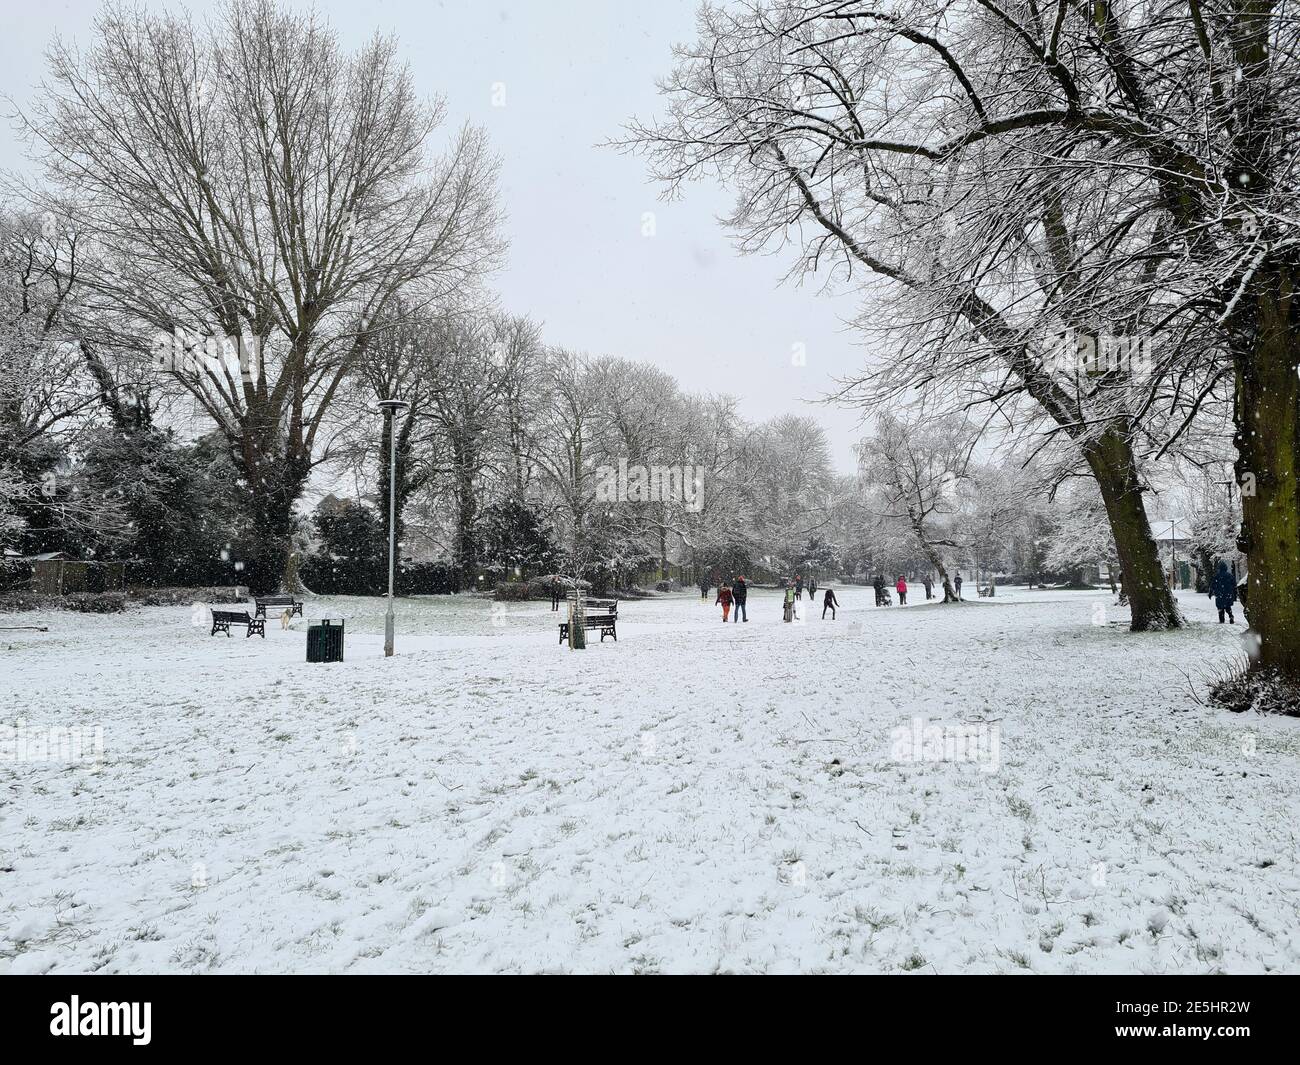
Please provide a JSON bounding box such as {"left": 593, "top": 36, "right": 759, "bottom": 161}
{"left": 212, "top": 609, "right": 251, "bottom": 622}
{"left": 256, "top": 595, "right": 295, "bottom": 605}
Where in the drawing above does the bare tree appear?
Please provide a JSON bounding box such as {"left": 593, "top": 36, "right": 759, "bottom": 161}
{"left": 620, "top": 0, "right": 1182, "bottom": 632}
{"left": 0, "top": 210, "right": 132, "bottom": 552}
{"left": 532, "top": 348, "right": 604, "bottom": 578}
{"left": 858, "top": 413, "right": 979, "bottom": 601}
{"left": 22, "top": 0, "right": 502, "bottom": 590}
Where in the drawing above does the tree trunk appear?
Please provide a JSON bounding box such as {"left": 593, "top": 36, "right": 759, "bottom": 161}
{"left": 236, "top": 423, "right": 309, "bottom": 595}
{"left": 378, "top": 414, "right": 422, "bottom": 596}
{"left": 923, "top": 543, "right": 956, "bottom": 601}
{"left": 1233, "top": 262, "right": 1300, "bottom": 682}
{"left": 246, "top": 476, "right": 303, "bottom": 595}
{"left": 1083, "top": 428, "right": 1181, "bottom": 631}
{"left": 447, "top": 433, "right": 480, "bottom": 589}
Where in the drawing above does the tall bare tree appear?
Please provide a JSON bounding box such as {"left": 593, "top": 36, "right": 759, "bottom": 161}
{"left": 858, "top": 413, "right": 976, "bottom": 601}
{"left": 22, "top": 0, "right": 502, "bottom": 590}
{"left": 621, "top": 0, "right": 1183, "bottom": 632}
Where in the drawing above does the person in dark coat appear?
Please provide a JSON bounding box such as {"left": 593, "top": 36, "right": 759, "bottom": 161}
{"left": 953, "top": 572, "right": 963, "bottom": 600}
{"left": 873, "top": 573, "right": 886, "bottom": 606}
{"left": 1211, "top": 560, "right": 1238, "bottom": 623}
{"left": 822, "top": 587, "right": 839, "bottom": 619}
{"left": 808, "top": 576, "right": 817, "bottom": 599}
{"left": 732, "top": 575, "right": 748, "bottom": 622}
{"left": 550, "top": 578, "right": 563, "bottom": 612}
{"left": 923, "top": 575, "right": 933, "bottom": 600}
{"left": 794, "top": 575, "right": 804, "bottom": 601}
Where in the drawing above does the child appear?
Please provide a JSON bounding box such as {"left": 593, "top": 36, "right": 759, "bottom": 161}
{"left": 715, "top": 582, "right": 734, "bottom": 622}
{"left": 783, "top": 582, "right": 797, "bottom": 623}
{"left": 896, "top": 576, "right": 908, "bottom": 605}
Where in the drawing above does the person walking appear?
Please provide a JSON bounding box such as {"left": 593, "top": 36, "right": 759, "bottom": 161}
{"left": 698, "top": 575, "right": 710, "bottom": 599}
{"left": 896, "top": 575, "right": 908, "bottom": 605}
{"left": 550, "top": 578, "right": 563, "bottom": 612}
{"left": 822, "top": 586, "right": 839, "bottom": 620}
{"left": 1211, "top": 560, "right": 1237, "bottom": 624}
{"left": 732, "top": 575, "right": 748, "bottom": 622}
{"left": 715, "top": 582, "right": 734, "bottom": 623}
{"left": 794, "top": 575, "right": 804, "bottom": 601}
{"left": 953, "top": 572, "right": 963, "bottom": 600}
{"left": 923, "top": 575, "right": 933, "bottom": 600}
{"left": 873, "top": 572, "right": 886, "bottom": 607}
{"left": 808, "top": 576, "right": 817, "bottom": 599}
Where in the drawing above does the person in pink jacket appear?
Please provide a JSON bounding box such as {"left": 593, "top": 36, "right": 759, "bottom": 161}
{"left": 895, "top": 576, "right": 908, "bottom": 605}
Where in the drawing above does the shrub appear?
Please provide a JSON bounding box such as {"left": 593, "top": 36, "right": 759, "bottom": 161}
{"left": 129, "top": 586, "right": 247, "bottom": 606}
{"left": 63, "top": 592, "right": 128, "bottom": 613}
{"left": 0, "top": 592, "right": 130, "bottom": 613}
{"left": 494, "top": 582, "right": 532, "bottom": 601}
{"left": 0, "top": 590, "right": 42, "bottom": 612}
{"left": 399, "top": 561, "right": 459, "bottom": 595}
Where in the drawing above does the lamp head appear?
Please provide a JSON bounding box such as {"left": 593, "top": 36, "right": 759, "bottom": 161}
{"left": 377, "top": 399, "right": 410, "bottom": 418}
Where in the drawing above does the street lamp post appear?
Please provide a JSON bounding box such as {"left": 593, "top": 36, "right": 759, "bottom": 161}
{"left": 378, "top": 399, "right": 410, "bottom": 657}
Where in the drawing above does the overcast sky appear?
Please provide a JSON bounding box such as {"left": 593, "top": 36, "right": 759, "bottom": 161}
{"left": 1, "top": 0, "right": 875, "bottom": 471}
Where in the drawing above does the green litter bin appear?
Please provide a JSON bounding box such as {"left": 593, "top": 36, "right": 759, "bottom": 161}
{"left": 307, "top": 618, "right": 345, "bottom": 663}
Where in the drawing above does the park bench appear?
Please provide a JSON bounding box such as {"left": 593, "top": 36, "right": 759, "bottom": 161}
{"left": 558, "top": 598, "right": 618, "bottom": 643}
{"left": 211, "top": 609, "right": 266, "bottom": 638}
{"left": 254, "top": 595, "right": 304, "bottom": 619}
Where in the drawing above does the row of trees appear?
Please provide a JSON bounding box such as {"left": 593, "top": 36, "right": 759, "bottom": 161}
{"left": 625, "top": 0, "right": 1298, "bottom": 696}
{"left": 0, "top": 0, "right": 848, "bottom": 597}
{"left": 2, "top": 0, "right": 501, "bottom": 592}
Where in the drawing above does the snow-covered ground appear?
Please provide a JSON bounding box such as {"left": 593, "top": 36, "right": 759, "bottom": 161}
{"left": 1, "top": 585, "right": 1297, "bottom": 974}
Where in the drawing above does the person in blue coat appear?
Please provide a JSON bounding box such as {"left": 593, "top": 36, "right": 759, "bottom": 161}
{"left": 1211, "top": 560, "right": 1238, "bottom": 624}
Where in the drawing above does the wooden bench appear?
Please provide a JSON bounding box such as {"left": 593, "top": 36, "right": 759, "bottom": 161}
{"left": 211, "top": 609, "right": 266, "bottom": 638}
{"left": 254, "top": 595, "right": 303, "bottom": 619}
{"left": 558, "top": 599, "right": 618, "bottom": 643}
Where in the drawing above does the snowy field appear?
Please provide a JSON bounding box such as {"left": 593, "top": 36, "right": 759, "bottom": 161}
{"left": 1, "top": 585, "right": 1297, "bottom": 974}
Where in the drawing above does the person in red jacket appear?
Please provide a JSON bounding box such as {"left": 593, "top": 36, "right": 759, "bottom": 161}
{"left": 715, "top": 582, "right": 733, "bottom": 622}
{"left": 895, "top": 576, "right": 908, "bottom": 605}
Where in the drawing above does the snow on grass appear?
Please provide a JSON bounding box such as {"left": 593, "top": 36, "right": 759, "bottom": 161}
{"left": 1, "top": 586, "right": 1297, "bottom": 973}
